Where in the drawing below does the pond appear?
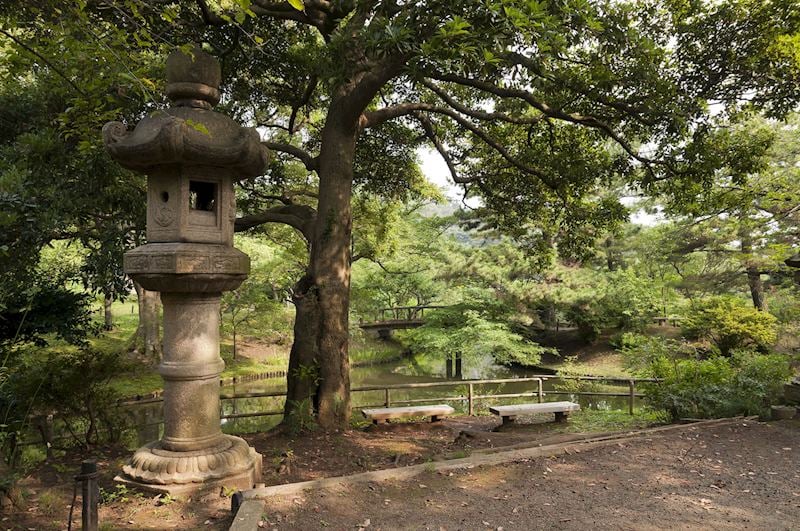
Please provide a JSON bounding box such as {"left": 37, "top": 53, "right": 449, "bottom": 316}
{"left": 122, "top": 351, "right": 639, "bottom": 442}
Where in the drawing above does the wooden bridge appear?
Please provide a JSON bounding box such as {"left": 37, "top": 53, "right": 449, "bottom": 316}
{"left": 358, "top": 305, "right": 446, "bottom": 336}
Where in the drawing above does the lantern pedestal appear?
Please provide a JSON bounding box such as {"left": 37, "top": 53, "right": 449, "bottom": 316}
{"left": 117, "top": 278, "right": 262, "bottom": 496}
{"left": 118, "top": 435, "right": 262, "bottom": 496}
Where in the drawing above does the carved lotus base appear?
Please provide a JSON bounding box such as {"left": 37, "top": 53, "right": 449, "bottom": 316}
{"left": 117, "top": 435, "right": 262, "bottom": 496}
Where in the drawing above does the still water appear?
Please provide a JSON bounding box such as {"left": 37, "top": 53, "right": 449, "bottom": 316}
{"left": 124, "top": 352, "right": 635, "bottom": 442}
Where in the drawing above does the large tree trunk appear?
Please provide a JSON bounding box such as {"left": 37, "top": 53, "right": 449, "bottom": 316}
{"left": 739, "top": 225, "right": 765, "bottom": 310}
{"left": 310, "top": 104, "right": 358, "bottom": 429}
{"left": 283, "top": 274, "right": 320, "bottom": 423}
{"left": 130, "top": 282, "right": 163, "bottom": 361}
{"left": 103, "top": 289, "right": 114, "bottom": 330}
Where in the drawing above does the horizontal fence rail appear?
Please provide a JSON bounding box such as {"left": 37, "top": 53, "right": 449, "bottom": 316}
{"left": 18, "top": 376, "right": 658, "bottom": 447}
{"left": 118, "top": 375, "right": 658, "bottom": 405}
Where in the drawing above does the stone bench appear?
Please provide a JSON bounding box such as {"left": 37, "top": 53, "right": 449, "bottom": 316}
{"left": 362, "top": 404, "right": 455, "bottom": 425}
{"left": 489, "top": 401, "right": 580, "bottom": 425}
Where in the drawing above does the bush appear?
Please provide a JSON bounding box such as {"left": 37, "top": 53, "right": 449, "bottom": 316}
{"left": 623, "top": 336, "right": 792, "bottom": 420}
{"left": 609, "top": 331, "right": 648, "bottom": 351}
{"left": 562, "top": 269, "right": 662, "bottom": 343}
{"left": 597, "top": 269, "right": 662, "bottom": 332}
{"left": 682, "top": 296, "right": 778, "bottom": 355}
{"left": 1, "top": 348, "right": 128, "bottom": 461}
{"left": 564, "top": 300, "right": 603, "bottom": 342}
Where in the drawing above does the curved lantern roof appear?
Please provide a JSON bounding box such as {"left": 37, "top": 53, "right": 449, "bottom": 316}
{"left": 102, "top": 46, "right": 269, "bottom": 178}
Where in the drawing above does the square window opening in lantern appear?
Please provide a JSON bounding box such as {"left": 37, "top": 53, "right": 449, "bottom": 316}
{"left": 189, "top": 180, "right": 217, "bottom": 212}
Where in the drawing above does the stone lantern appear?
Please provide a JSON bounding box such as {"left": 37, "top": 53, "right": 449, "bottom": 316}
{"left": 102, "top": 46, "right": 267, "bottom": 495}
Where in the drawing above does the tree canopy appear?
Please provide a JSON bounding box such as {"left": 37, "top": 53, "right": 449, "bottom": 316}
{"left": 2, "top": 0, "right": 800, "bottom": 428}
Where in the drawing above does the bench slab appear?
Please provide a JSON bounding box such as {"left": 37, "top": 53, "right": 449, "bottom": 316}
{"left": 489, "top": 401, "right": 580, "bottom": 416}
{"left": 490, "top": 402, "right": 580, "bottom": 424}
{"left": 362, "top": 404, "right": 455, "bottom": 423}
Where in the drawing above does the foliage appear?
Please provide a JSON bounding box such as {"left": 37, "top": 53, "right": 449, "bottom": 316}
{"left": 406, "top": 299, "right": 552, "bottom": 368}
{"left": 0, "top": 280, "right": 98, "bottom": 351}
{"left": 282, "top": 398, "right": 317, "bottom": 435}
{"left": 2, "top": 348, "right": 128, "bottom": 456}
{"left": 609, "top": 331, "right": 649, "bottom": 352}
{"left": 623, "top": 336, "right": 792, "bottom": 420}
{"left": 564, "top": 268, "right": 663, "bottom": 341}
{"left": 654, "top": 115, "right": 800, "bottom": 311}
{"left": 3, "top": 0, "right": 800, "bottom": 429}
{"left": 682, "top": 296, "right": 779, "bottom": 355}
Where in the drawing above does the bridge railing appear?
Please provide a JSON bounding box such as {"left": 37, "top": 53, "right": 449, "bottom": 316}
{"left": 373, "top": 304, "right": 448, "bottom": 322}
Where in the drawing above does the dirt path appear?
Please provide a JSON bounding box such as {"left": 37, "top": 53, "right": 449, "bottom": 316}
{"left": 260, "top": 420, "right": 800, "bottom": 530}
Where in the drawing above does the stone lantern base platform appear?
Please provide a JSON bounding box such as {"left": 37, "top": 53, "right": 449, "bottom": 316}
{"left": 116, "top": 434, "right": 262, "bottom": 496}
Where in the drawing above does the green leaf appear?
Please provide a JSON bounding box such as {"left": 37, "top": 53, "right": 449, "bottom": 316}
{"left": 287, "top": 0, "right": 305, "bottom": 12}
{"left": 184, "top": 119, "right": 210, "bottom": 136}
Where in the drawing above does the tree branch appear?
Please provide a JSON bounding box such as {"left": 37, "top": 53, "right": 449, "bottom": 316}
{"left": 0, "top": 29, "right": 87, "bottom": 97}
{"left": 288, "top": 74, "right": 318, "bottom": 134}
{"left": 235, "top": 204, "right": 316, "bottom": 241}
{"left": 420, "top": 78, "right": 544, "bottom": 126}
{"left": 262, "top": 141, "right": 319, "bottom": 172}
{"left": 363, "top": 102, "right": 556, "bottom": 188}
{"left": 414, "top": 112, "right": 474, "bottom": 184}
{"left": 430, "top": 71, "right": 665, "bottom": 169}
{"left": 505, "top": 52, "right": 657, "bottom": 126}
{"left": 250, "top": 0, "right": 332, "bottom": 36}
{"left": 196, "top": 0, "right": 225, "bottom": 26}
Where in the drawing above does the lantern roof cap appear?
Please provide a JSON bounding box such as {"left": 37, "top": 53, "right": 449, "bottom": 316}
{"left": 166, "top": 45, "right": 222, "bottom": 109}
{"left": 102, "top": 46, "right": 269, "bottom": 177}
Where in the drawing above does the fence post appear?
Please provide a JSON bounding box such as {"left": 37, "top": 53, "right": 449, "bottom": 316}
{"left": 77, "top": 460, "right": 99, "bottom": 531}
{"left": 384, "top": 388, "right": 390, "bottom": 408}
{"left": 537, "top": 378, "right": 544, "bottom": 403}
{"left": 628, "top": 380, "right": 635, "bottom": 415}
{"left": 468, "top": 383, "right": 474, "bottom": 416}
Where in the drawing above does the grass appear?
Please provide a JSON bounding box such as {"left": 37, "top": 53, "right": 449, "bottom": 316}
{"left": 35, "top": 489, "right": 62, "bottom": 517}
{"left": 538, "top": 348, "right": 632, "bottom": 378}
{"left": 559, "top": 408, "right": 665, "bottom": 433}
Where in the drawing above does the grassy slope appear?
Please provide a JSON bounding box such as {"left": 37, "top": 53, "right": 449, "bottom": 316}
{"left": 532, "top": 326, "right": 687, "bottom": 378}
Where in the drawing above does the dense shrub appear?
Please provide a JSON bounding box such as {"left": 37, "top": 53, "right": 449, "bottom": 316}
{"left": 1, "top": 348, "right": 128, "bottom": 464}
{"left": 563, "top": 269, "right": 662, "bottom": 342}
{"left": 609, "top": 331, "right": 648, "bottom": 351}
{"left": 623, "top": 336, "right": 792, "bottom": 420}
{"left": 682, "top": 296, "right": 778, "bottom": 355}
{"left": 597, "top": 269, "right": 662, "bottom": 331}
{"left": 564, "top": 299, "right": 603, "bottom": 342}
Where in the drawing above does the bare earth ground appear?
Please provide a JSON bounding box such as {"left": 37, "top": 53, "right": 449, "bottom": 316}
{"left": 260, "top": 419, "right": 800, "bottom": 530}
{"left": 3, "top": 418, "right": 798, "bottom": 529}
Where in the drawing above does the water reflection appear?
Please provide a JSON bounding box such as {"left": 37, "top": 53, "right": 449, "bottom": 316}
{"left": 122, "top": 351, "right": 637, "bottom": 441}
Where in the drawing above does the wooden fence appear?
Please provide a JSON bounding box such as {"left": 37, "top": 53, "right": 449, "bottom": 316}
{"left": 212, "top": 375, "right": 657, "bottom": 420}
{"left": 18, "top": 375, "right": 658, "bottom": 448}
